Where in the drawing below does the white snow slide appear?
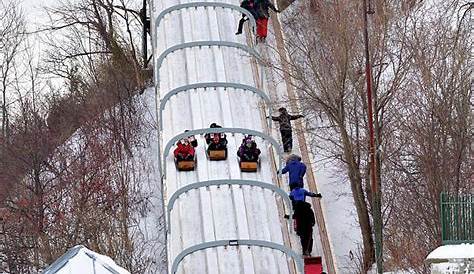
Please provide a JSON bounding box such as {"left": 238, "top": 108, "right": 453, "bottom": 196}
{"left": 151, "top": 0, "right": 303, "bottom": 273}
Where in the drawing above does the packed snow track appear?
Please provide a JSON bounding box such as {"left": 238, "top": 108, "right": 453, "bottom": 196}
{"left": 151, "top": 0, "right": 304, "bottom": 273}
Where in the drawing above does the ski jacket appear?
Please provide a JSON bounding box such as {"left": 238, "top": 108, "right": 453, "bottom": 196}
{"left": 174, "top": 142, "right": 195, "bottom": 158}
{"left": 271, "top": 112, "right": 304, "bottom": 131}
{"left": 289, "top": 188, "right": 318, "bottom": 202}
{"left": 293, "top": 201, "right": 315, "bottom": 235}
{"left": 282, "top": 159, "right": 306, "bottom": 187}
{"left": 254, "top": 0, "right": 277, "bottom": 19}
{"left": 240, "top": 0, "right": 258, "bottom": 18}
{"left": 237, "top": 142, "right": 261, "bottom": 160}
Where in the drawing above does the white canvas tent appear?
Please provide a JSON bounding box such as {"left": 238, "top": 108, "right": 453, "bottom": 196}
{"left": 42, "top": 245, "right": 130, "bottom": 274}
{"left": 426, "top": 244, "right": 474, "bottom": 273}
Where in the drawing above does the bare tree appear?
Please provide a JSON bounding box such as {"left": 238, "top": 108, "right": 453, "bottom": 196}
{"left": 383, "top": 2, "right": 473, "bottom": 272}
{"left": 0, "top": 0, "right": 26, "bottom": 139}
{"left": 273, "top": 0, "right": 414, "bottom": 272}
{"left": 273, "top": 0, "right": 471, "bottom": 273}
{"left": 0, "top": 0, "right": 158, "bottom": 272}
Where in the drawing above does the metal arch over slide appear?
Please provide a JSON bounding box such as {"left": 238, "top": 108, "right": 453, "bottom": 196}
{"left": 155, "top": 2, "right": 257, "bottom": 34}
{"left": 170, "top": 239, "right": 305, "bottom": 274}
{"left": 159, "top": 82, "right": 272, "bottom": 130}
{"left": 166, "top": 179, "right": 293, "bottom": 232}
{"left": 161, "top": 127, "right": 284, "bottom": 178}
{"left": 155, "top": 41, "right": 262, "bottom": 84}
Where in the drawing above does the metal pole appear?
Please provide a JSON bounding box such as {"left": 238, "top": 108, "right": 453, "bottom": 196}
{"left": 142, "top": 0, "right": 147, "bottom": 68}
{"left": 362, "top": 0, "right": 383, "bottom": 273}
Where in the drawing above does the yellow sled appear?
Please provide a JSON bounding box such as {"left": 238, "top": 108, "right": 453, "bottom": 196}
{"left": 239, "top": 161, "right": 258, "bottom": 172}
{"left": 176, "top": 160, "right": 195, "bottom": 171}
{"left": 208, "top": 149, "right": 227, "bottom": 161}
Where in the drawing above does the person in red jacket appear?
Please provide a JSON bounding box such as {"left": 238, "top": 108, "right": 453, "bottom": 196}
{"left": 254, "top": 0, "right": 280, "bottom": 42}
{"left": 174, "top": 139, "right": 195, "bottom": 161}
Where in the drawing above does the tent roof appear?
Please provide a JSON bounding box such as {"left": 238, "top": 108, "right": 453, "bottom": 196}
{"left": 426, "top": 243, "right": 474, "bottom": 263}
{"left": 42, "top": 245, "right": 130, "bottom": 274}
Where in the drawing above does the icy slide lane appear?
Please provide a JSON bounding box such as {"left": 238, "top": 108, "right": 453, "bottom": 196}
{"left": 153, "top": 0, "right": 300, "bottom": 273}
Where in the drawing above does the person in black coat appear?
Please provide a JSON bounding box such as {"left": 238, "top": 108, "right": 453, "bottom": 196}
{"left": 205, "top": 123, "right": 228, "bottom": 151}
{"left": 236, "top": 0, "right": 257, "bottom": 35}
{"left": 293, "top": 201, "right": 316, "bottom": 256}
{"left": 270, "top": 107, "right": 304, "bottom": 152}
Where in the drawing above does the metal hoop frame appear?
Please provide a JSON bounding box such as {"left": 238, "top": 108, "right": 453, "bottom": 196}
{"left": 155, "top": 41, "right": 262, "bottom": 84}
{"left": 170, "top": 239, "right": 305, "bottom": 274}
{"left": 158, "top": 82, "right": 272, "bottom": 130}
{"left": 155, "top": 2, "right": 256, "bottom": 34}
{"left": 161, "top": 127, "right": 284, "bottom": 178}
{"left": 166, "top": 179, "right": 292, "bottom": 232}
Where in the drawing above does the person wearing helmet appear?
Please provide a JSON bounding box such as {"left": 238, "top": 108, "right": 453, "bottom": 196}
{"left": 174, "top": 138, "right": 195, "bottom": 161}
{"left": 237, "top": 136, "right": 261, "bottom": 162}
{"left": 269, "top": 107, "right": 304, "bottom": 152}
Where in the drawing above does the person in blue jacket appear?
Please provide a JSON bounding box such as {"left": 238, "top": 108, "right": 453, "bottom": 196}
{"left": 289, "top": 187, "right": 322, "bottom": 207}
{"left": 280, "top": 154, "right": 306, "bottom": 190}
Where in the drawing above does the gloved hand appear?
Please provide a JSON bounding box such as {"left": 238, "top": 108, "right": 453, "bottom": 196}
{"left": 315, "top": 193, "right": 322, "bottom": 198}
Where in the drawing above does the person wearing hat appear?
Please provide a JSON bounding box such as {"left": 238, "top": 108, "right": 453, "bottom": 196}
{"left": 269, "top": 107, "right": 304, "bottom": 152}
{"left": 237, "top": 135, "right": 261, "bottom": 161}
{"left": 281, "top": 154, "right": 306, "bottom": 190}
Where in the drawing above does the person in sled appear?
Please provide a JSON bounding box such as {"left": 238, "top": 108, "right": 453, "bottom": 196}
{"left": 237, "top": 136, "right": 261, "bottom": 162}
{"left": 205, "top": 123, "right": 228, "bottom": 150}
{"left": 270, "top": 107, "right": 304, "bottom": 152}
{"left": 280, "top": 154, "right": 306, "bottom": 190}
{"left": 254, "top": 0, "right": 280, "bottom": 42}
{"left": 293, "top": 201, "right": 316, "bottom": 257}
{"left": 174, "top": 138, "right": 195, "bottom": 162}
{"left": 289, "top": 187, "right": 322, "bottom": 207}
{"left": 236, "top": 0, "right": 257, "bottom": 35}
{"left": 184, "top": 129, "right": 198, "bottom": 147}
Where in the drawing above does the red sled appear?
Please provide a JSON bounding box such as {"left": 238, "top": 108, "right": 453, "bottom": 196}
{"left": 304, "top": 256, "right": 323, "bottom": 274}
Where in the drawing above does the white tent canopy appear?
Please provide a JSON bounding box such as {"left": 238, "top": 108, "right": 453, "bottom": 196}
{"left": 42, "top": 245, "right": 130, "bottom": 274}
{"left": 426, "top": 244, "right": 474, "bottom": 263}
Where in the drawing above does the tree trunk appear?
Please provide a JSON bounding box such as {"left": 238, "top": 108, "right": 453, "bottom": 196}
{"left": 340, "top": 123, "right": 375, "bottom": 272}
